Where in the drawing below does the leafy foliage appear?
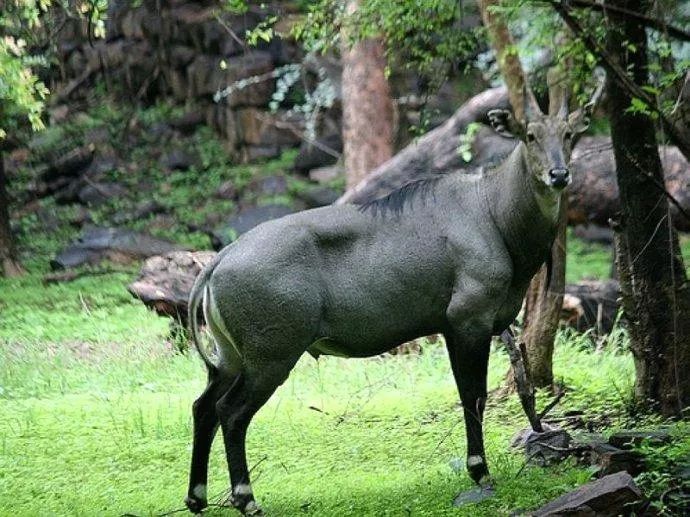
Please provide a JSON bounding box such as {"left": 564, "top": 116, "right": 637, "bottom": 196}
{"left": 295, "top": 0, "right": 482, "bottom": 87}
{"left": 0, "top": 1, "right": 51, "bottom": 137}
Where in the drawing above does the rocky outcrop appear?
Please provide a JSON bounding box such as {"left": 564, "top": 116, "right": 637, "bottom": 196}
{"left": 52, "top": 1, "right": 305, "bottom": 163}
{"left": 51, "top": 226, "right": 183, "bottom": 269}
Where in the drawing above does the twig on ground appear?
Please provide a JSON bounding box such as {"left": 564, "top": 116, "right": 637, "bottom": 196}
{"left": 501, "top": 328, "right": 544, "bottom": 432}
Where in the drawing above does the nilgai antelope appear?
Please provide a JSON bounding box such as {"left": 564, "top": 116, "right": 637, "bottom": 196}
{"left": 184, "top": 80, "right": 602, "bottom": 515}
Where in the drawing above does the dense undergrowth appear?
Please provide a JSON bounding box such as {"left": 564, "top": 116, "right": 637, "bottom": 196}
{"left": 1, "top": 100, "right": 689, "bottom": 516}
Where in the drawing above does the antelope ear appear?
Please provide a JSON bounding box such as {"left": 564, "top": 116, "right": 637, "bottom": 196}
{"left": 487, "top": 109, "right": 524, "bottom": 139}
{"left": 568, "top": 105, "right": 592, "bottom": 134}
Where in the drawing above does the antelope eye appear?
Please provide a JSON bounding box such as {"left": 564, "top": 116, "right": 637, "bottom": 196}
{"left": 526, "top": 132, "right": 536, "bottom": 143}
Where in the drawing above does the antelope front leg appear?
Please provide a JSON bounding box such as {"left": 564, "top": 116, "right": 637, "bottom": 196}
{"left": 445, "top": 332, "right": 491, "bottom": 486}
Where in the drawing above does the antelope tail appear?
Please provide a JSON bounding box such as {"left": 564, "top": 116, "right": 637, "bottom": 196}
{"left": 188, "top": 248, "right": 232, "bottom": 371}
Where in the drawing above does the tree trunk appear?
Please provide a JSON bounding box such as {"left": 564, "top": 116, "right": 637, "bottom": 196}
{"left": 607, "top": 0, "right": 690, "bottom": 416}
{"left": 477, "top": 0, "right": 526, "bottom": 121}
{"left": 520, "top": 198, "right": 567, "bottom": 387}
{"left": 0, "top": 152, "right": 24, "bottom": 277}
{"left": 341, "top": 0, "right": 395, "bottom": 189}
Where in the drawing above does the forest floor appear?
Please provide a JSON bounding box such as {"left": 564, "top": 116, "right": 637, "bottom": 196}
{"left": 2, "top": 100, "right": 690, "bottom": 516}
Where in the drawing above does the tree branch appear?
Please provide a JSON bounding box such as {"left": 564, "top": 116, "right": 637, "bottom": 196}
{"left": 549, "top": 0, "right": 690, "bottom": 161}
{"left": 557, "top": 0, "right": 690, "bottom": 42}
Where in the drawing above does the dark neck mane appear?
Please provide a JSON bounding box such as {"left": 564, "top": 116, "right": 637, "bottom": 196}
{"left": 356, "top": 174, "right": 445, "bottom": 216}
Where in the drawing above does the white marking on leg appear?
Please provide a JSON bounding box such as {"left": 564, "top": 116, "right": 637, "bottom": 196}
{"left": 234, "top": 483, "right": 253, "bottom": 495}
{"left": 467, "top": 455, "right": 484, "bottom": 467}
{"left": 192, "top": 484, "right": 207, "bottom": 500}
{"left": 244, "top": 500, "right": 262, "bottom": 515}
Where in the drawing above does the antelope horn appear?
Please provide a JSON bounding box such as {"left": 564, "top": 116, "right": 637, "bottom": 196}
{"left": 523, "top": 83, "right": 543, "bottom": 121}
{"left": 547, "top": 68, "right": 569, "bottom": 119}
{"left": 583, "top": 67, "right": 606, "bottom": 117}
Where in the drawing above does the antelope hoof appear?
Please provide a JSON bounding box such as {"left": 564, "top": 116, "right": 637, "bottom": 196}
{"left": 184, "top": 495, "right": 207, "bottom": 514}
{"left": 243, "top": 500, "right": 264, "bottom": 516}
{"left": 230, "top": 498, "right": 263, "bottom": 516}
{"left": 228, "top": 491, "right": 263, "bottom": 516}
{"left": 467, "top": 455, "right": 490, "bottom": 486}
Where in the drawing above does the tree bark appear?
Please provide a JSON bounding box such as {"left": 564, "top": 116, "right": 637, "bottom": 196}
{"left": 341, "top": 0, "right": 395, "bottom": 189}
{"left": 477, "top": 0, "right": 526, "bottom": 121}
{"left": 0, "top": 152, "right": 24, "bottom": 277}
{"left": 520, "top": 199, "right": 567, "bottom": 387}
{"left": 606, "top": 0, "right": 690, "bottom": 416}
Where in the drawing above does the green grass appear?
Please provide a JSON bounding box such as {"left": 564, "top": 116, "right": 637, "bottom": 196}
{"left": 565, "top": 229, "right": 612, "bottom": 283}
{"left": 1, "top": 330, "right": 634, "bottom": 516}
{"left": 0, "top": 262, "right": 654, "bottom": 517}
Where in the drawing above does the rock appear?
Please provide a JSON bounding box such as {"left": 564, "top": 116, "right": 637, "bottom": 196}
{"left": 588, "top": 442, "right": 646, "bottom": 477}
{"left": 531, "top": 472, "right": 643, "bottom": 516}
{"left": 212, "top": 204, "right": 295, "bottom": 250}
{"left": 294, "top": 134, "right": 343, "bottom": 172}
{"left": 84, "top": 155, "right": 120, "bottom": 176}
{"left": 511, "top": 426, "right": 572, "bottom": 466}
{"left": 49, "top": 105, "right": 70, "bottom": 124}
{"left": 53, "top": 178, "right": 86, "bottom": 204}
{"left": 120, "top": 7, "right": 146, "bottom": 39}
{"left": 453, "top": 486, "right": 496, "bottom": 507}
{"left": 573, "top": 224, "right": 615, "bottom": 245}
{"left": 113, "top": 200, "right": 165, "bottom": 224}
{"left": 83, "top": 126, "right": 111, "bottom": 147}
{"left": 241, "top": 146, "right": 282, "bottom": 162}
{"left": 77, "top": 181, "right": 128, "bottom": 206}
{"left": 309, "top": 165, "right": 345, "bottom": 184}
{"left": 159, "top": 149, "right": 200, "bottom": 171}
{"left": 187, "top": 51, "right": 274, "bottom": 106}
{"left": 169, "top": 110, "right": 205, "bottom": 135}
{"left": 51, "top": 226, "right": 183, "bottom": 270}
{"left": 206, "top": 103, "right": 239, "bottom": 148}
{"left": 216, "top": 180, "right": 238, "bottom": 200}
{"left": 69, "top": 206, "right": 93, "bottom": 227}
{"left": 236, "top": 108, "right": 303, "bottom": 147}
{"left": 249, "top": 175, "right": 288, "bottom": 197}
{"left": 41, "top": 144, "right": 95, "bottom": 182}
{"left": 128, "top": 250, "right": 217, "bottom": 324}
{"left": 608, "top": 430, "right": 672, "bottom": 450}
{"left": 169, "top": 45, "right": 196, "bottom": 68}
{"left": 562, "top": 280, "right": 620, "bottom": 334}
{"left": 296, "top": 186, "right": 341, "bottom": 208}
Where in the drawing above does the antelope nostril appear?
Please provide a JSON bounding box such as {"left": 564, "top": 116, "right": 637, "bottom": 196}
{"left": 548, "top": 168, "right": 570, "bottom": 186}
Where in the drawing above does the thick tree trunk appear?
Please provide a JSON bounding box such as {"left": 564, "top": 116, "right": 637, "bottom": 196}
{"left": 0, "top": 152, "right": 24, "bottom": 277}
{"left": 341, "top": 0, "right": 395, "bottom": 189}
{"left": 520, "top": 199, "right": 567, "bottom": 387}
{"left": 607, "top": 0, "right": 690, "bottom": 416}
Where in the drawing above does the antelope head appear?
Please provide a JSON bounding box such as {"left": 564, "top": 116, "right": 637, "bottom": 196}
{"left": 487, "top": 72, "right": 604, "bottom": 192}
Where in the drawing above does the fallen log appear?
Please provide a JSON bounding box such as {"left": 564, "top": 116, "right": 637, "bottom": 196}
{"left": 127, "top": 250, "right": 216, "bottom": 326}
{"left": 562, "top": 280, "right": 621, "bottom": 334}
{"left": 52, "top": 226, "right": 183, "bottom": 270}
{"left": 337, "top": 86, "right": 511, "bottom": 204}
{"left": 338, "top": 90, "right": 690, "bottom": 231}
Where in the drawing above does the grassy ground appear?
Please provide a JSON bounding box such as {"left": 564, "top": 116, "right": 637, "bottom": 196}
{"left": 0, "top": 324, "right": 627, "bottom": 516}
{"left": 2, "top": 101, "right": 689, "bottom": 516}
{"left": 2, "top": 261, "right": 688, "bottom": 516}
